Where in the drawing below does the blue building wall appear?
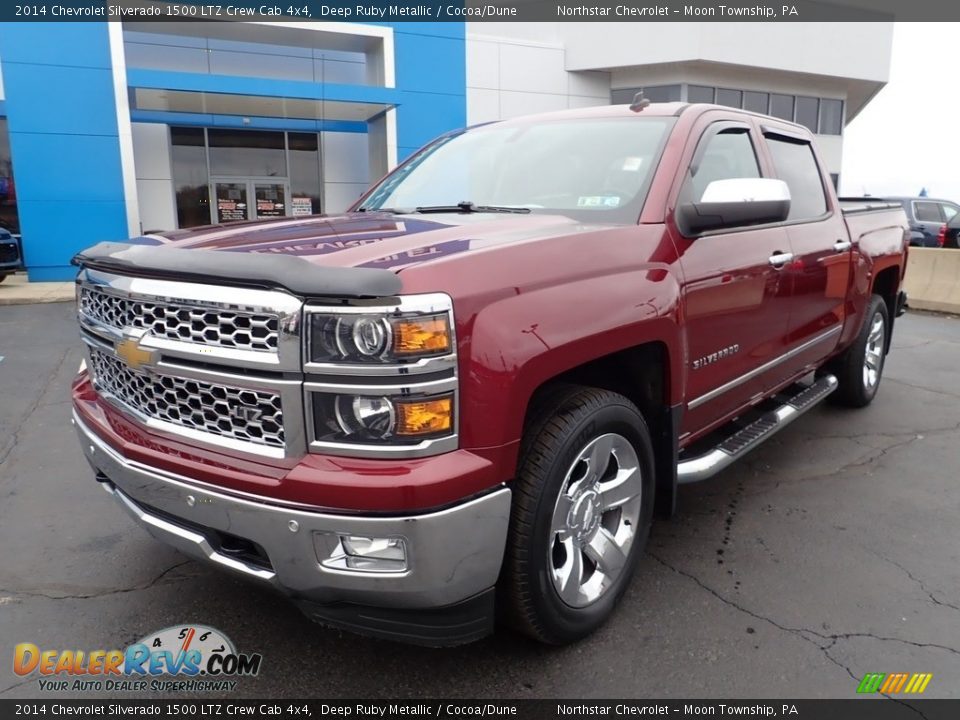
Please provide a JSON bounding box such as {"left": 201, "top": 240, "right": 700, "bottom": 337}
{"left": 0, "top": 20, "right": 467, "bottom": 282}
{"left": 386, "top": 22, "right": 466, "bottom": 160}
{"left": 0, "top": 23, "right": 130, "bottom": 282}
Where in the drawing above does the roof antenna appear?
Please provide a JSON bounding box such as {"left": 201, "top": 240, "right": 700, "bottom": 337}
{"left": 630, "top": 90, "right": 651, "bottom": 113}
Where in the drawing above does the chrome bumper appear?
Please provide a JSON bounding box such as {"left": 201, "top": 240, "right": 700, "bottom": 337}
{"left": 74, "top": 410, "right": 511, "bottom": 611}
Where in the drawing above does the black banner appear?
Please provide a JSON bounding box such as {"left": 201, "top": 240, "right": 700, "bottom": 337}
{"left": 6, "top": 0, "right": 960, "bottom": 23}
{"left": 1, "top": 700, "right": 959, "bottom": 720}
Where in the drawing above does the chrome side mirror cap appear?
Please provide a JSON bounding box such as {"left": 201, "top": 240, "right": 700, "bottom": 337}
{"left": 678, "top": 178, "right": 792, "bottom": 236}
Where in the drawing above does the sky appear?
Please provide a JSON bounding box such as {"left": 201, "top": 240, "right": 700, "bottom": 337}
{"left": 841, "top": 23, "right": 958, "bottom": 200}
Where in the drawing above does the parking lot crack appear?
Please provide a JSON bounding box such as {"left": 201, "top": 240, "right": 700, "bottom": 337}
{"left": 0, "top": 559, "right": 195, "bottom": 602}
{"left": 0, "top": 347, "right": 70, "bottom": 471}
{"left": 649, "top": 552, "right": 960, "bottom": 680}
{"left": 0, "top": 675, "right": 36, "bottom": 697}
{"left": 648, "top": 554, "right": 840, "bottom": 659}
{"left": 868, "top": 550, "right": 960, "bottom": 614}
{"left": 887, "top": 376, "right": 960, "bottom": 400}
{"left": 828, "top": 631, "right": 960, "bottom": 657}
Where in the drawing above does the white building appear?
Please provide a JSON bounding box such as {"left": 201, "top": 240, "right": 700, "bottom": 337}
{"left": 465, "top": 22, "right": 894, "bottom": 186}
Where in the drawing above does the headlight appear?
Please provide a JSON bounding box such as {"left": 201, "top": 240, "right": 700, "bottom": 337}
{"left": 313, "top": 392, "right": 454, "bottom": 445}
{"left": 304, "top": 294, "right": 458, "bottom": 458}
{"left": 308, "top": 313, "right": 451, "bottom": 364}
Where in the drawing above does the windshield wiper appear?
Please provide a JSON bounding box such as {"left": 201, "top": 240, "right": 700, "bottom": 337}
{"left": 355, "top": 207, "right": 413, "bottom": 214}
{"left": 414, "top": 201, "right": 531, "bottom": 214}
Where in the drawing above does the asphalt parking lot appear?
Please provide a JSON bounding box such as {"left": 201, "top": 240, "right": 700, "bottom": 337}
{"left": 1, "top": 302, "right": 958, "bottom": 700}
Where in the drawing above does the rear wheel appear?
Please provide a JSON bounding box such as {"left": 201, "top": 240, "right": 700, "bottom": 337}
{"left": 501, "top": 386, "right": 655, "bottom": 644}
{"left": 830, "top": 295, "right": 889, "bottom": 408}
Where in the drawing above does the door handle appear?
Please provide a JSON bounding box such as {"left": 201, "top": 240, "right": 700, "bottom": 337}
{"left": 833, "top": 240, "right": 853, "bottom": 253}
{"left": 768, "top": 252, "right": 794, "bottom": 268}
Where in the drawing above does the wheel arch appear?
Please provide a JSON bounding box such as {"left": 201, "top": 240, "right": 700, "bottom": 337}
{"left": 871, "top": 264, "right": 901, "bottom": 352}
{"left": 518, "top": 340, "right": 681, "bottom": 519}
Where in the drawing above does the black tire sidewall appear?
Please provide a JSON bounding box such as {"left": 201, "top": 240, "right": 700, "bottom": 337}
{"left": 521, "top": 401, "right": 655, "bottom": 643}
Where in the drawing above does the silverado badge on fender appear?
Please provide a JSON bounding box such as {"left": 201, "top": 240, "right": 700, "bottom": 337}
{"left": 692, "top": 344, "right": 740, "bottom": 370}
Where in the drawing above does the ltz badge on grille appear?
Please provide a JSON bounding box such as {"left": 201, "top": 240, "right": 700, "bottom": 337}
{"left": 229, "top": 405, "right": 263, "bottom": 422}
{"left": 115, "top": 335, "right": 158, "bottom": 370}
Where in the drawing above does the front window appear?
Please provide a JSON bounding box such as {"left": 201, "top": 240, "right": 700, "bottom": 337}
{"left": 360, "top": 117, "right": 675, "bottom": 224}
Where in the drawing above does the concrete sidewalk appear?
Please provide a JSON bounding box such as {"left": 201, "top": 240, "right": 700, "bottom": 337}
{"left": 0, "top": 272, "right": 74, "bottom": 306}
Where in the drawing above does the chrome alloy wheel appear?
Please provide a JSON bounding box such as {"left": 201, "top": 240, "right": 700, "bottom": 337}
{"left": 863, "top": 312, "right": 885, "bottom": 391}
{"left": 548, "top": 433, "right": 643, "bottom": 608}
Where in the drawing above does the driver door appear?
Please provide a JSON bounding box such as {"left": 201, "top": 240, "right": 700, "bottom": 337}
{"left": 669, "top": 119, "right": 795, "bottom": 441}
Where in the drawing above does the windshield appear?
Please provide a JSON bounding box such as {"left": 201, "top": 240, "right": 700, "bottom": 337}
{"left": 359, "top": 116, "right": 676, "bottom": 224}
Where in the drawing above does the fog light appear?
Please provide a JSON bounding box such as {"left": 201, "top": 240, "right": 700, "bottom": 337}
{"left": 317, "top": 533, "right": 409, "bottom": 573}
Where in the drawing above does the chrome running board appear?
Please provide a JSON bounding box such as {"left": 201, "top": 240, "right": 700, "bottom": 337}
{"left": 677, "top": 374, "right": 838, "bottom": 484}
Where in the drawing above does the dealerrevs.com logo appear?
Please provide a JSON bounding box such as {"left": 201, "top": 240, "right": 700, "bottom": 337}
{"left": 13, "top": 625, "right": 262, "bottom": 693}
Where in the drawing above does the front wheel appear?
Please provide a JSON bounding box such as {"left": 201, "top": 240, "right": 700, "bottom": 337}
{"left": 501, "top": 386, "right": 655, "bottom": 644}
{"left": 830, "top": 295, "right": 889, "bottom": 408}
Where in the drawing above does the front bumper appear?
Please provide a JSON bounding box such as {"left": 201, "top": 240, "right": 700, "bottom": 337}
{"left": 74, "top": 410, "right": 511, "bottom": 645}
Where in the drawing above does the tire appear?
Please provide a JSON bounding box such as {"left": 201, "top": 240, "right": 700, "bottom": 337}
{"left": 830, "top": 295, "right": 889, "bottom": 408}
{"left": 501, "top": 385, "right": 656, "bottom": 644}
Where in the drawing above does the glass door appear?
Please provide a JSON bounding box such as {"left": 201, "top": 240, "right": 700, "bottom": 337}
{"left": 213, "top": 181, "right": 249, "bottom": 223}
{"left": 253, "top": 182, "right": 287, "bottom": 220}
{"left": 211, "top": 179, "right": 290, "bottom": 223}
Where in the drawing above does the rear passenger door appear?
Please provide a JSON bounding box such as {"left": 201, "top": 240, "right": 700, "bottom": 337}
{"left": 670, "top": 119, "right": 794, "bottom": 440}
{"left": 761, "top": 130, "right": 848, "bottom": 373}
{"left": 913, "top": 201, "right": 945, "bottom": 245}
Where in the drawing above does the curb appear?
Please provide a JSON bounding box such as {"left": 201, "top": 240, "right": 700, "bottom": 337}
{"left": 0, "top": 294, "right": 75, "bottom": 306}
{"left": 0, "top": 274, "right": 75, "bottom": 306}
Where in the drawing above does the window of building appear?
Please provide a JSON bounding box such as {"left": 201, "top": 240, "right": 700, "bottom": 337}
{"left": 769, "top": 94, "right": 795, "bottom": 122}
{"left": 766, "top": 135, "right": 827, "bottom": 220}
{"left": 208, "top": 129, "right": 286, "bottom": 178}
{"left": 794, "top": 96, "right": 820, "bottom": 133}
{"left": 288, "top": 132, "right": 322, "bottom": 217}
{"left": 611, "top": 85, "right": 681, "bottom": 104}
{"left": 688, "top": 85, "right": 715, "bottom": 104}
{"left": 715, "top": 88, "right": 742, "bottom": 109}
{"left": 914, "top": 201, "right": 942, "bottom": 222}
{"left": 171, "top": 127, "right": 209, "bottom": 230}
{"left": 819, "top": 99, "right": 843, "bottom": 136}
{"left": 0, "top": 118, "right": 19, "bottom": 234}
{"left": 170, "top": 127, "right": 324, "bottom": 228}
{"left": 123, "top": 30, "right": 372, "bottom": 86}
{"left": 608, "top": 84, "right": 846, "bottom": 137}
{"left": 743, "top": 91, "right": 769, "bottom": 114}
{"left": 684, "top": 129, "right": 761, "bottom": 203}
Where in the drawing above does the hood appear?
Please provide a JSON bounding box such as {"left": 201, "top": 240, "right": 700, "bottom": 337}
{"left": 147, "top": 212, "right": 606, "bottom": 273}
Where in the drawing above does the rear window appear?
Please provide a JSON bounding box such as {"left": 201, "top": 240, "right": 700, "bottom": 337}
{"left": 766, "top": 136, "right": 828, "bottom": 221}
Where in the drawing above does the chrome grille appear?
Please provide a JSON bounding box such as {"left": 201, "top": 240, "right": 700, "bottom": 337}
{"left": 79, "top": 287, "right": 280, "bottom": 352}
{"left": 88, "top": 348, "right": 285, "bottom": 449}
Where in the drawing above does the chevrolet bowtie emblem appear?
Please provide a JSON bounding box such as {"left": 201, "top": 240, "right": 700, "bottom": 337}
{"left": 115, "top": 336, "right": 157, "bottom": 370}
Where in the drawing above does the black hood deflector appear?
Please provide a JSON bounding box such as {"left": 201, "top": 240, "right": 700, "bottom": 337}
{"left": 72, "top": 242, "right": 402, "bottom": 299}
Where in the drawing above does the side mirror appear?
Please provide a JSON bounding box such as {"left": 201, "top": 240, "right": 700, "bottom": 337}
{"left": 678, "top": 178, "right": 791, "bottom": 235}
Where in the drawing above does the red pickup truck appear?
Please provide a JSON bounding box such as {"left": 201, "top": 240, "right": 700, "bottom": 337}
{"left": 72, "top": 103, "right": 909, "bottom": 646}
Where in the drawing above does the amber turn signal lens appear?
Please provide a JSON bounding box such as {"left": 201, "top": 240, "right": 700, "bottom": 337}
{"left": 391, "top": 316, "right": 450, "bottom": 355}
{"left": 395, "top": 396, "right": 453, "bottom": 437}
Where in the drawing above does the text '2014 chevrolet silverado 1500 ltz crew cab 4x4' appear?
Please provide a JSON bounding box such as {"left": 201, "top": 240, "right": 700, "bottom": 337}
{"left": 72, "top": 103, "right": 909, "bottom": 646}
